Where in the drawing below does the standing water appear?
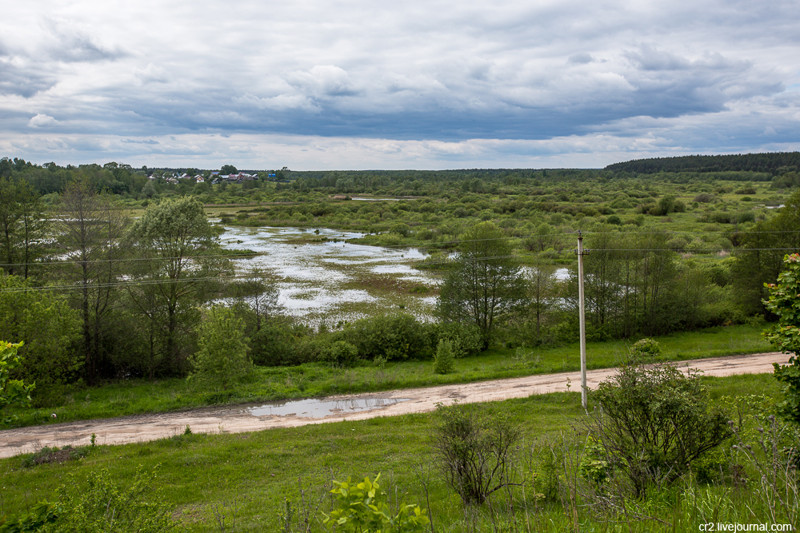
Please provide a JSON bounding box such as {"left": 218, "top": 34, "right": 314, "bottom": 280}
{"left": 219, "top": 226, "right": 438, "bottom": 324}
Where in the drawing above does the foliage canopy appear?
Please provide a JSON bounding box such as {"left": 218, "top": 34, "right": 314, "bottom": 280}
{"left": 764, "top": 253, "right": 800, "bottom": 422}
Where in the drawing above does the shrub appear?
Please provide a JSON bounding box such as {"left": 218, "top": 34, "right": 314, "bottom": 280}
{"left": 433, "top": 404, "right": 521, "bottom": 505}
{"left": 249, "top": 319, "right": 304, "bottom": 366}
{"left": 321, "top": 474, "right": 429, "bottom": 532}
{"left": 629, "top": 338, "right": 662, "bottom": 360}
{"left": 0, "top": 276, "right": 82, "bottom": 387}
{"left": 319, "top": 340, "right": 359, "bottom": 367}
{"left": 694, "top": 193, "right": 717, "bottom": 203}
{"left": 763, "top": 253, "right": 800, "bottom": 423}
{"left": 0, "top": 341, "right": 33, "bottom": 423}
{"left": 1, "top": 467, "right": 176, "bottom": 532}
{"left": 340, "top": 313, "right": 433, "bottom": 361}
{"left": 433, "top": 338, "right": 455, "bottom": 374}
{"left": 188, "top": 305, "right": 251, "bottom": 390}
{"left": 434, "top": 322, "right": 482, "bottom": 358}
{"left": 587, "top": 363, "right": 730, "bottom": 497}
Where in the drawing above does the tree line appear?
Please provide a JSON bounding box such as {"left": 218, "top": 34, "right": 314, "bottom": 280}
{"left": 605, "top": 151, "right": 800, "bottom": 174}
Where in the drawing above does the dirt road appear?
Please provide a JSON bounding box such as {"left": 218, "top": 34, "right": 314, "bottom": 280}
{"left": 0, "top": 352, "right": 787, "bottom": 458}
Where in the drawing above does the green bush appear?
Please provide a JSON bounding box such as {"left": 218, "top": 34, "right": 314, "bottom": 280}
{"left": 763, "top": 253, "right": 800, "bottom": 423}
{"left": 433, "top": 338, "right": 455, "bottom": 374}
{"left": 433, "top": 322, "right": 482, "bottom": 358}
{"left": 0, "top": 276, "right": 82, "bottom": 387}
{"left": 188, "top": 305, "right": 252, "bottom": 390}
{"left": 249, "top": 319, "right": 305, "bottom": 366}
{"left": 321, "top": 474, "right": 429, "bottom": 532}
{"left": 629, "top": 338, "right": 662, "bottom": 360}
{"left": 340, "top": 313, "right": 433, "bottom": 361}
{"left": 319, "top": 340, "right": 359, "bottom": 367}
{"left": 0, "top": 341, "right": 33, "bottom": 424}
{"left": 0, "top": 467, "right": 176, "bottom": 532}
{"left": 433, "top": 404, "right": 521, "bottom": 505}
{"left": 588, "top": 363, "right": 730, "bottom": 497}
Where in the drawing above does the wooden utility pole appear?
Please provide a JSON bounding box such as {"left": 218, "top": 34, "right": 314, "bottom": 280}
{"left": 577, "top": 231, "right": 588, "bottom": 411}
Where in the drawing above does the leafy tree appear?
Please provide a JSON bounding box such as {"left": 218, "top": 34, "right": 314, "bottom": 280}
{"left": 58, "top": 179, "right": 129, "bottom": 382}
{"left": 566, "top": 231, "right": 684, "bottom": 339}
{"left": 220, "top": 164, "right": 238, "bottom": 175}
{"left": 188, "top": 305, "right": 251, "bottom": 390}
{"left": 524, "top": 263, "right": 558, "bottom": 341}
{"left": 230, "top": 267, "right": 280, "bottom": 332}
{"left": 1, "top": 341, "right": 34, "bottom": 423}
{"left": 763, "top": 253, "right": 800, "bottom": 422}
{"left": 0, "top": 177, "right": 44, "bottom": 278}
{"left": 438, "top": 222, "right": 525, "bottom": 348}
{"left": 732, "top": 188, "right": 800, "bottom": 316}
{"left": 0, "top": 275, "right": 82, "bottom": 387}
{"left": 127, "top": 197, "right": 226, "bottom": 375}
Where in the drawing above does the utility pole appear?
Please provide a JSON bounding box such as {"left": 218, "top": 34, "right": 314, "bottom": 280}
{"left": 577, "top": 230, "right": 588, "bottom": 411}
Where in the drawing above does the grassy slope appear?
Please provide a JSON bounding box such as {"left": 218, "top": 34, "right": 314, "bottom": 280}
{"left": 6, "top": 323, "right": 772, "bottom": 428}
{"left": 0, "top": 373, "right": 782, "bottom": 531}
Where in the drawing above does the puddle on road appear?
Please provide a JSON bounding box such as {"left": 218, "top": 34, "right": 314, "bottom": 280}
{"left": 247, "top": 397, "right": 410, "bottom": 418}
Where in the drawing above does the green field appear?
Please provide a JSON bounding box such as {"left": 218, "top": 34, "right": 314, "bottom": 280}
{"left": 0, "top": 373, "right": 786, "bottom": 531}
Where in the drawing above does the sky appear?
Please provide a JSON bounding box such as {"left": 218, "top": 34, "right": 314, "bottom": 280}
{"left": 1, "top": 0, "right": 799, "bottom": 170}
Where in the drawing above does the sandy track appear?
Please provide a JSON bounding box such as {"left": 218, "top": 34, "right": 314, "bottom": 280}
{"left": 0, "top": 352, "right": 787, "bottom": 458}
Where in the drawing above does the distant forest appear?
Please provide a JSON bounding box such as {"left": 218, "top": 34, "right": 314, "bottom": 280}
{"left": 605, "top": 152, "right": 800, "bottom": 174}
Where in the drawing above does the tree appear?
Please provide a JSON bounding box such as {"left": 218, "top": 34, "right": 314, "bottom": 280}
{"left": 127, "top": 197, "right": 226, "bottom": 375}
{"left": 764, "top": 253, "right": 800, "bottom": 422}
{"left": 58, "top": 179, "right": 128, "bottom": 382}
{"left": 1, "top": 341, "right": 34, "bottom": 423}
{"left": 565, "top": 230, "right": 684, "bottom": 339}
{"left": 732, "top": 189, "right": 800, "bottom": 316}
{"left": 188, "top": 305, "right": 251, "bottom": 390}
{"left": 220, "top": 164, "right": 238, "bottom": 175}
{"left": 521, "top": 263, "right": 558, "bottom": 342}
{"left": 0, "top": 275, "right": 82, "bottom": 387}
{"left": 230, "top": 267, "right": 280, "bottom": 332}
{"left": 0, "top": 177, "right": 45, "bottom": 278}
{"left": 438, "top": 222, "right": 525, "bottom": 348}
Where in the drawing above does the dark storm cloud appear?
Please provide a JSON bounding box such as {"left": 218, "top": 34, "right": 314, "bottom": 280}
{"left": 0, "top": 0, "right": 797, "bottom": 168}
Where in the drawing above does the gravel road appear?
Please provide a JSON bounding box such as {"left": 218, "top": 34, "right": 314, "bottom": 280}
{"left": 0, "top": 352, "right": 787, "bottom": 458}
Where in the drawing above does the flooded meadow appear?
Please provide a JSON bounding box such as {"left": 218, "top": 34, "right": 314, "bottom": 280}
{"left": 219, "top": 225, "right": 440, "bottom": 325}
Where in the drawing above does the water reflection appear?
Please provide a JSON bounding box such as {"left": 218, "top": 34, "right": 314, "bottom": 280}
{"left": 247, "top": 397, "right": 409, "bottom": 418}
{"left": 218, "top": 225, "right": 438, "bottom": 322}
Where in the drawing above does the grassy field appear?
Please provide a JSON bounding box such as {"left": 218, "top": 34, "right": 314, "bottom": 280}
{"left": 0, "top": 373, "right": 785, "bottom": 531}
{"left": 6, "top": 323, "right": 773, "bottom": 429}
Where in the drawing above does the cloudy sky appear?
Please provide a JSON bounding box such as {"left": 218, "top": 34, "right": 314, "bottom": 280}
{"left": 1, "top": 1, "right": 798, "bottom": 170}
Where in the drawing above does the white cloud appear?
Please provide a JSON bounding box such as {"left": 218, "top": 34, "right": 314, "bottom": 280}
{"left": 27, "top": 113, "right": 58, "bottom": 128}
